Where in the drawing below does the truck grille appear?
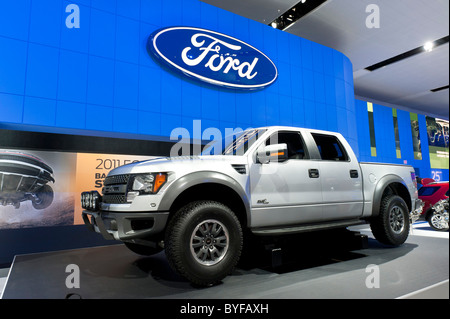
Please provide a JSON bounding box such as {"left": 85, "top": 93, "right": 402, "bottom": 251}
{"left": 104, "top": 174, "right": 130, "bottom": 186}
{"left": 102, "top": 174, "right": 130, "bottom": 204}
{"left": 102, "top": 194, "right": 127, "bottom": 204}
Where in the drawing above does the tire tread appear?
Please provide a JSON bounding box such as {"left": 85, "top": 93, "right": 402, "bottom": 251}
{"left": 370, "top": 195, "right": 409, "bottom": 246}
{"left": 165, "top": 200, "right": 243, "bottom": 286}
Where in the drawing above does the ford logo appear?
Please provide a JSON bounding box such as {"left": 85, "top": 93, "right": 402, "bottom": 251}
{"left": 148, "top": 27, "right": 278, "bottom": 90}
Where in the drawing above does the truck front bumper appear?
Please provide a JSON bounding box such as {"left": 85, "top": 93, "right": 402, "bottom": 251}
{"left": 82, "top": 210, "right": 169, "bottom": 241}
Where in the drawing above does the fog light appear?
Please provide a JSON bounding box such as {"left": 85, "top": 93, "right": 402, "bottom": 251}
{"left": 81, "top": 191, "right": 102, "bottom": 211}
{"left": 91, "top": 191, "right": 101, "bottom": 211}
{"left": 81, "top": 192, "right": 86, "bottom": 208}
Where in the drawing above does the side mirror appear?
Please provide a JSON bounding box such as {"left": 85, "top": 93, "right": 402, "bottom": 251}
{"left": 256, "top": 143, "right": 288, "bottom": 164}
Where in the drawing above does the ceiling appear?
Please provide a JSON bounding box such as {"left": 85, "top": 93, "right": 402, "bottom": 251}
{"left": 201, "top": 0, "right": 449, "bottom": 120}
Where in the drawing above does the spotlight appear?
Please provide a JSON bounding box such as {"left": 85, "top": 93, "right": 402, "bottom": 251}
{"left": 424, "top": 41, "right": 434, "bottom": 52}
{"left": 268, "top": 0, "right": 326, "bottom": 31}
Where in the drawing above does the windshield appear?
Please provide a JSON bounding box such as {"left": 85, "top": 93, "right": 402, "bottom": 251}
{"left": 201, "top": 129, "right": 267, "bottom": 156}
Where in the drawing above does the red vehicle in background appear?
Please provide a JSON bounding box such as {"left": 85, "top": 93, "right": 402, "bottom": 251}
{"left": 418, "top": 179, "right": 449, "bottom": 223}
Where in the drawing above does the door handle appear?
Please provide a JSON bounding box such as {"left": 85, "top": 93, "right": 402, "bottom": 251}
{"left": 350, "top": 170, "right": 359, "bottom": 178}
{"left": 309, "top": 169, "right": 320, "bottom": 178}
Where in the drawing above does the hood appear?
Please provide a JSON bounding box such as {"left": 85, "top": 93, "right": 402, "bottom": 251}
{"left": 107, "top": 155, "right": 247, "bottom": 176}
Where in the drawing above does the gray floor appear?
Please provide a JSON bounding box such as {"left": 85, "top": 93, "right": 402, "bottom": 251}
{"left": 1, "top": 222, "right": 448, "bottom": 299}
{"left": 0, "top": 268, "right": 9, "bottom": 299}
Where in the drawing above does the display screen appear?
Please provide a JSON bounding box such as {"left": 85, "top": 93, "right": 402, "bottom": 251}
{"left": 426, "top": 116, "right": 449, "bottom": 169}
{"left": 410, "top": 113, "right": 422, "bottom": 160}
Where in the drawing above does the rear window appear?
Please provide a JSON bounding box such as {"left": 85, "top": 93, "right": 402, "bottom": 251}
{"left": 312, "top": 133, "right": 348, "bottom": 161}
{"left": 418, "top": 186, "right": 440, "bottom": 196}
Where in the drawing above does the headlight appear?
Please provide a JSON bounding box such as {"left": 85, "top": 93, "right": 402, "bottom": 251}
{"left": 129, "top": 173, "right": 167, "bottom": 195}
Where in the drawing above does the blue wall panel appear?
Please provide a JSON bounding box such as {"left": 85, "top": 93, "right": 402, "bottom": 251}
{"left": 25, "top": 44, "right": 60, "bottom": 100}
{"left": 0, "top": 0, "right": 355, "bottom": 142}
{"left": 23, "top": 97, "right": 56, "bottom": 126}
{"left": 355, "top": 100, "right": 448, "bottom": 180}
{"left": 29, "top": 0, "right": 63, "bottom": 47}
{"left": 114, "top": 61, "right": 139, "bottom": 110}
{"left": 56, "top": 100, "right": 86, "bottom": 129}
{"left": 89, "top": 8, "right": 115, "bottom": 60}
{"left": 87, "top": 56, "right": 115, "bottom": 107}
{"left": 0, "top": 93, "right": 23, "bottom": 123}
{"left": 0, "top": 0, "right": 31, "bottom": 41}
{"left": 0, "top": 37, "right": 27, "bottom": 95}
{"left": 61, "top": 1, "right": 90, "bottom": 53}
{"left": 116, "top": 0, "right": 140, "bottom": 20}
{"left": 115, "top": 16, "right": 140, "bottom": 65}
{"left": 57, "top": 50, "right": 88, "bottom": 104}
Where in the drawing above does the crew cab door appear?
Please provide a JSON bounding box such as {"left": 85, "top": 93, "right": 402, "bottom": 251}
{"left": 308, "top": 132, "right": 364, "bottom": 220}
{"left": 248, "top": 130, "right": 323, "bottom": 228}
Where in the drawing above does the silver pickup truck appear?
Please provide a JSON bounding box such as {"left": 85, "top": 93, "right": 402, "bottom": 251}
{"left": 81, "top": 126, "right": 423, "bottom": 286}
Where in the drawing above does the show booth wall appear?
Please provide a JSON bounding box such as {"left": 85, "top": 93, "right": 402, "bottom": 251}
{"left": 0, "top": 0, "right": 357, "bottom": 148}
{"left": 0, "top": 0, "right": 448, "bottom": 264}
{"left": 355, "top": 100, "right": 448, "bottom": 182}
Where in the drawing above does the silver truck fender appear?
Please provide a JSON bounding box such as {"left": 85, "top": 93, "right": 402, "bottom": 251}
{"left": 371, "top": 174, "right": 411, "bottom": 217}
{"left": 158, "top": 171, "right": 251, "bottom": 224}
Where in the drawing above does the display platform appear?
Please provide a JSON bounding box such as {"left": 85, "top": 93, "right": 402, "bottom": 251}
{"left": 2, "top": 224, "right": 448, "bottom": 299}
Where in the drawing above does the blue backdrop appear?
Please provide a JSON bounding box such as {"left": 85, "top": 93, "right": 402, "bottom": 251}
{"left": 0, "top": 0, "right": 447, "bottom": 180}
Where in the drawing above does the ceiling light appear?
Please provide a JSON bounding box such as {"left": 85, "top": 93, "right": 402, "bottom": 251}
{"left": 423, "top": 41, "right": 434, "bottom": 52}
{"left": 268, "top": 0, "right": 327, "bottom": 30}
{"left": 365, "top": 36, "right": 449, "bottom": 72}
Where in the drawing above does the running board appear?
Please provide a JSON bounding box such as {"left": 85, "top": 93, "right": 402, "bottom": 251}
{"left": 251, "top": 219, "right": 365, "bottom": 236}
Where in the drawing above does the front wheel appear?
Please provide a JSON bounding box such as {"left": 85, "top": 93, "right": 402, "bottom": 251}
{"left": 165, "top": 201, "right": 243, "bottom": 286}
{"left": 370, "top": 195, "right": 410, "bottom": 246}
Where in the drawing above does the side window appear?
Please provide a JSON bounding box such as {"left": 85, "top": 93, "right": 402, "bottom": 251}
{"left": 312, "top": 133, "right": 349, "bottom": 161}
{"left": 266, "top": 132, "right": 309, "bottom": 160}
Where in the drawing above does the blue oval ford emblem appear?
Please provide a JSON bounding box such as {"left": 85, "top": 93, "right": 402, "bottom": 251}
{"left": 148, "top": 27, "right": 278, "bottom": 90}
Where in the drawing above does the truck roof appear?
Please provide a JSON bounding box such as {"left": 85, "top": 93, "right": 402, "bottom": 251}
{"left": 253, "top": 125, "right": 344, "bottom": 136}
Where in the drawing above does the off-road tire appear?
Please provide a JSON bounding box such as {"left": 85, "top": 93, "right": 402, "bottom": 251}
{"left": 31, "top": 184, "right": 54, "bottom": 210}
{"left": 165, "top": 201, "right": 243, "bottom": 286}
{"left": 370, "top": 195, "right": 410, "bottom": 246}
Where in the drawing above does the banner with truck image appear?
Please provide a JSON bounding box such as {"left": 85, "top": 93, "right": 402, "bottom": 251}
{"left": 73, "top": 153, "right": 153, "bottom": 226}
{"left": 426, "top": 116, "right": 449, "bottom": 170}
{"left": 0, "top": 149, "right": 153, "bottom": 229}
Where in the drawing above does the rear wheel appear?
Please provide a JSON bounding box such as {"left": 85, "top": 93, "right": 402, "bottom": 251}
{"left": 165, "top": 201, "right": 243, "bottom": 286}
{"left": 370, "top": 195, "right": 410, "bottom": 246}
